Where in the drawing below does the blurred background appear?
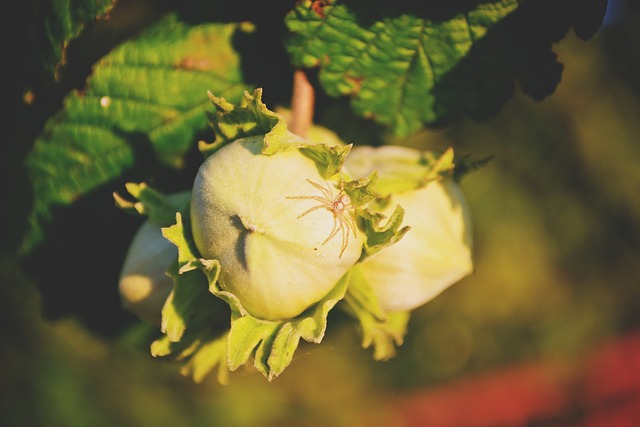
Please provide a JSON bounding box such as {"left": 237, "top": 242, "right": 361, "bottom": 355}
{"left": 2, "top": 1, "right": 640, "bottom": 426}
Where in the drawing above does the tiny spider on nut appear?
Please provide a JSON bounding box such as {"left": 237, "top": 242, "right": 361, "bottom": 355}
{"left": 287, "top": 179, "right": 358, "bottom": 258}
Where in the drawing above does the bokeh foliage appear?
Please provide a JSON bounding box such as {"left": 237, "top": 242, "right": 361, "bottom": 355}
{"left": 3, "top": 0, "right": 639, "bottom": 426}
{"left": 22, "top": 0, "right": 607, "bottom": 260}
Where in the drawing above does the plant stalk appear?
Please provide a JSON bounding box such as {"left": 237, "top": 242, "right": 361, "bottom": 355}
{"left": 289, "top": 69, "right": 315, "bottom": 139}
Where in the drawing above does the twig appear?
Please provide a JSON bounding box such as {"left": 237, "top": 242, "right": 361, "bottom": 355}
{"left": 289, "top": 69, "right": 315, "bottom": 139}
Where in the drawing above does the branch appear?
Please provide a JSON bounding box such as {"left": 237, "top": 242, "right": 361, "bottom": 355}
{"left": 289, "top": 69, "right": 315, "bottom": 139}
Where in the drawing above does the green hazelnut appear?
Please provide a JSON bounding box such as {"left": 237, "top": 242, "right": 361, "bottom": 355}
{"left": 119, "top": 221, "right": 176, "bottom": 326}
{"left": 346, "top": 145, "right": 474, "bottom": 312}
{"left": 190, "top": 135, "right": 364, "bottom": 320}
{"left": 118, "top": 192, "right": 191, "bottom": 325}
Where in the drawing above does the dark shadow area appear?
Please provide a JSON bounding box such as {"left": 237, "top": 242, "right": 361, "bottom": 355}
{"left": 160, "top": 270, "right": 232, "bottom": 357}
{"left": 231, "top": 17, "right": 295, "bottom": 110}
{"left": 174, "top": 0, "right": 291, "bottom": 25}
{"left": 20, "top": 182, "right": 144, "bottom": 337}
{"left": 341, "top": 0, "right": 607, "bottom": 36}
{"left": 430, "top": 0, "right": 601, "bottom": 127}
{"left": 281, "top": 0, "right": 608, "bottom": 135}
{"left": 17, "top": 128, "right": 204, "bottom": 337}
{"left": 341, "top": 0, "right": 494, "bottom": 23}
{"left": 599, "top": 7, "right": 640, "bottom": 97}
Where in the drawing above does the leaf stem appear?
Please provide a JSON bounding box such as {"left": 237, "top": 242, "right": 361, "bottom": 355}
{"left": 289, "top": 69, "right": 315, "bottom": 139}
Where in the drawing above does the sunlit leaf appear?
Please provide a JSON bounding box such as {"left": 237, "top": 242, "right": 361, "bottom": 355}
{"left": 342, "top": 265, "right": 410, "bottom": 361}
{"left": 22, "top": 14, "right": 251, "bottom": 253}
{"left": 286, "top": 0, "right": 609, "bottom": 136}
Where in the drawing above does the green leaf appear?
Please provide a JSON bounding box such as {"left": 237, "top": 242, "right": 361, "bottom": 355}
{"left": 299, "top": 143, "right": 353, "bottom": 179}
{"left": 342, "top": 264, "right": 410, "bottom": 361}
{"left": 179, "top": 334, "right": 229, "bottom": 384}
{"left": 149, "top": 212, "right": 230, "bottom": 383}
{"left": 160, "top": 267, "right": 211, "bottom": 342}
{"left": 221, "top": 273, "right": 350, "bottom": 381}
{"left": 286, "top": 0, "right": 521, "bottom": 135}
{"left": 200, "top": 88, "right": 303, "bottom": 157}
{"left": 343, "top": 171, "right": 380, "bottom": 207}
{"left": 35, "top": 0, "right": 116, "bottom": 81}
{"left": 22, "top": 14, "right": 250, "bottom": 253}
{"left": 152, "top": 205, "right": 350, "bottom": 382}
{"left": 161, "top": 212, "right": 204, "bottom": 273}
{"left": 339, "top": 160, "right": 415, "bottom": 262}
{"left": 151, "top": 328, "right": 230, "bottom": 384}
{"left": 157, "top": 212, "right": 221, "bottom": 344}
{"left": 453, "top": 153, "right": 494, "bottom": 182}
{"left": 350, "top": 146, "right": 456, "bottom": 197}
{"left": 112, "top": 182, "right": 188, "bottom": 226}
{"left": 360, "top": 205, "right": 411, "bottom": 260}
{"left": 202, "top": 88, "right": 355, "bottom": 181}
{"left": 285, "top": 0, "right": 608, "bottom": 136}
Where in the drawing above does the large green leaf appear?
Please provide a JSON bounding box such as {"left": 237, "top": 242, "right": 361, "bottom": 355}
{"left": 34, "top": 0, "right": 116, "bottom": 81}
{"left": 22, "top": 14, "right": 251, "bottom": 253}
{"left": 285, "top": 0, "right": 608, "bottom": 136}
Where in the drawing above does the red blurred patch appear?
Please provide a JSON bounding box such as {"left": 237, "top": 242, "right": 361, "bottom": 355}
{"left": 393, "top": 331, "right": 640, "bottom": 427}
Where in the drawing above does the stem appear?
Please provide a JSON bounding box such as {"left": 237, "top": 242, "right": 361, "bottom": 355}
{"left": 289, "top": 69, "right": 315, "bottom": 139}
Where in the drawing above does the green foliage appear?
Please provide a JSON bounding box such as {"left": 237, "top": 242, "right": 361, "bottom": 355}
{"left": 21, "top": 0, "right": 609, "bottom": 255}
{"left": 115, "top": 92, "right": 420, "bottom": 382}
{"left": 14, "top": 0, "right": 611, "bottom": 384}
{"left": 148, "top": 198, "right": 351, "bottom": 382}
{"left": 201, "top": 88, "right": 302, "bottom": 157}
{"left": 222, "top": 274, "right": 350, "bottom": 381}
{"left": 285, "top": 0, "right": 609, "bottom": 136}
{"left": 342, "top": 264, "right": 410, "bottom": 361}
{"left": 21, "top": 0, "right": 609, "bottom": 257}
{"left": 22, "top": 14, "right": 249, "bottom": 252}
{"left": 113, "top": 182, "right": 182, "bottom": 225}
{"left": 35, "top": 0, "right": 115, "bottom": 80}
{"left": 7, "top": 9, "right": 640, "bottom": 422}
{"left": 286, "top": 0, "right": 521, "bottom": 135}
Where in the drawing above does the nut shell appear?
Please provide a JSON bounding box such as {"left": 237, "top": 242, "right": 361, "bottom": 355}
{"left": 191, "top": 136, "right": 364, "bottom": 320}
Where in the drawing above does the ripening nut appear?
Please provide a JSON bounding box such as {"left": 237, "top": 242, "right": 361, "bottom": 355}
{"left": 119, "top": 223, "right": 176, "bottom": 326}
{"left": 190, "top": 135, "right": 365, "bottom": 321}
{"left": 345, "top": 145, "right": 474, "bottom": 312}
{"left": 119, "top": 192, "right": 191, "bottom": 326}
